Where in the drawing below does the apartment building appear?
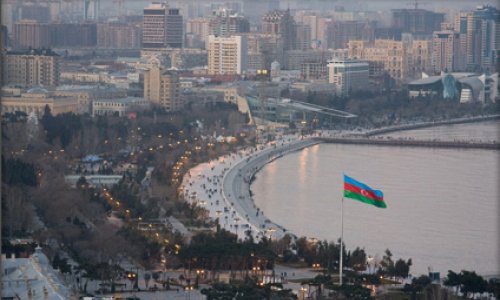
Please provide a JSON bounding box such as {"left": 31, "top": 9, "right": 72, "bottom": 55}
{"left": 207, "top": 35, "right": 247, "bottom": 75}
{"left": 348, "top": 39, "right": 431, "bottom": 82}
{"left": 143, "top": 64, "right": 183, "bottom": 111}
{"left": 3, "top": 48, "right": 60, "bottom": 88}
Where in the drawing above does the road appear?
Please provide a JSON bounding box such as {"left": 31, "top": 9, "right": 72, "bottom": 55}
{"left": 222, "top": 138, "right": 319, "bottom": 240}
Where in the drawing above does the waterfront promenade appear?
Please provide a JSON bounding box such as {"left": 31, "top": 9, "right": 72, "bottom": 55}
{"left": 180, "top": 135, "right": 318, "bottom": 240}
{"left": 181, "top": 118, "right": 499, "bottom": 242}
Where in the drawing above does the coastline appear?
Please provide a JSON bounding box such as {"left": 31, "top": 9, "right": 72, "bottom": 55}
{"left": 221, "top": 138, "right": 320, "bottom": 240}
{"left": 181, "top": 116, "right": 499, "bottom": 242}
{"left": 180, "top": 135, "right": 319, "bottom": 241}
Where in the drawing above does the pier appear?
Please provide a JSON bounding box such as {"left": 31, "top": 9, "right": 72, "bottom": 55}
{"left": 364, "top": 115, "right": 500, "bottom": 137}
{"left": 315, "top": 137, "right": 500, "bottom": 150}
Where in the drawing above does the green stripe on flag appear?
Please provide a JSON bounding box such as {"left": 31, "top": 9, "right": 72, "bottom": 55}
{"left": 344, "top": 190, "right": 387, "bottom": 208}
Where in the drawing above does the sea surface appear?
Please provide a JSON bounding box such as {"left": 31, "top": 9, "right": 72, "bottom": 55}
{"left": 251, "top": 121, "right": 500, "bottom": 276}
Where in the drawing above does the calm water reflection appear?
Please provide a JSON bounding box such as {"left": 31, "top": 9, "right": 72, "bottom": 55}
{"left": 252, "top": 122, "right": 499, "bottom": 275}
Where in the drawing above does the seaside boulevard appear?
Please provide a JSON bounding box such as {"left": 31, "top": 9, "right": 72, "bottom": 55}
{"left": 181, "top": 134, "right": 319, "bottom": 241}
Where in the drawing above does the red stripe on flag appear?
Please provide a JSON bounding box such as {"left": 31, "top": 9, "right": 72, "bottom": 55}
{"left": 344, "top": 183, "right": 384, "bottom": 201}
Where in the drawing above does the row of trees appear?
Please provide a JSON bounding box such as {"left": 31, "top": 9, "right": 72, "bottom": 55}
{"left": 40, "top": 106, "right": 82, "bottom": 148}
{"left": 444, "top": 270, "right": 499, "bottom": 298}
{"left": 1, "top": 156, "right": 38, "bottom": 186}
{"left": 287, "top": 88, "right": 498, "bottom": 129}
{"left": 178, "top": 229, "right": 276, "bottom": 280}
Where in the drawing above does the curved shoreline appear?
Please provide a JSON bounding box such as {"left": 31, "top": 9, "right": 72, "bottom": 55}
{"left": 221, "top": 138, "right": 320, "bottom": 240}
{"left": 180, "top": 136, "right": 319, "bottom": 240}
{"left": 182, "top": 116, "right": 499, "bottom": 241}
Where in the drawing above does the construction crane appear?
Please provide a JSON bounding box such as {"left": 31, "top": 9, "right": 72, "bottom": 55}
{"left": 408, "top": 0, "right": 429, "bottom": 10}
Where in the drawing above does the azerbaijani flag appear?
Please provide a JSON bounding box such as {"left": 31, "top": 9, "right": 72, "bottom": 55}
{"left": 344, "top": 175, "right": 386, "bottom": 208}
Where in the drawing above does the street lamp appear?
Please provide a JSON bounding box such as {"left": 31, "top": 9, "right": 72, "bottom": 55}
{"left": 185, "top": 285, "right": 193, "bottom": 300}
{"left": 299, "top": 286, "right": 307, "bottom": 300}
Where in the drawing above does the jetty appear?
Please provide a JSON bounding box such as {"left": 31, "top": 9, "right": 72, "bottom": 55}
{"left": 315, "top": 137, "right": 500, "bottom": 150}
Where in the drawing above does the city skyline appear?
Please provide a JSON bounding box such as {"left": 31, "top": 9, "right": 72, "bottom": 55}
{"left": 1, "top": 0, "right": 499, "bottom": 299}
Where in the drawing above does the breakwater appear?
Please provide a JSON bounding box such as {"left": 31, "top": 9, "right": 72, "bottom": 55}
{"left": 364, "top": 115, "right": 500, "bottom": 137}
{"left": 315, "top": 137, "right": 500, "bottom": 150}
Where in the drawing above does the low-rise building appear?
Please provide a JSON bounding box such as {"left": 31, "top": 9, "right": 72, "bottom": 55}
{"left": 408, "top": 72, "right": 498, "bottom": 103}
{"left": 92, "top": 97, "right": 150, "bottom": 117}
{"left": 290, "top": 82, "right": 336, "bottom": 93}
{"left": 65, "top": 174, "right": 123, "bottom": 188}
{"left": 1, "top": 87, "right": 81, "bottom": 116}
{"left": 54, "top": 85, "right": 128, "bottom": 114}
{"left": 2, "top": 246, "right": 74, "bottom": 300}
{"left": 327, "top": 59, "right": 369, "bottom": 96}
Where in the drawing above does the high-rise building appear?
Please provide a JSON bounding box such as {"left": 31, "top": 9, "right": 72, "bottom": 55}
{"left": 391, "top": 9, "right": 445, "bottom": 36}
{"left": 186, "top": 18, "right": 211, "bottom": 44}
{"left": 432, "top": 31, "right": 462, "bottom": 72}
{"left": 97, "top": 22, "right": 142, "bottom": 49}
{"left": 326, "top": 20, "right": 375, "bottom": 49}
{"left": 295, "top": 23, "right": 312, "bottom": 50}
{"left": 284, "top": 49, "right": 333, "bottom": 70}
{"left": 243, "top": 33, "right": 284, "bottom": 70}
{"left": 13, "top": 20, "right": 51, "bottom": 49}
{"left": 242, "top": 0, "right": 279, "bottom": 25}
{"left": 1, "top": 25, "right": 9, "bottom": 49}
{"left": 3, "top": 48, "right": 60, "bottom": 88}
{"left": 143, "top": 3, "right": 183, "bottom": 49}
{"left": 13, "top": 21, "right": 97, "bottom": 49}
{"left": 327, "top": 59, "right": 369, "bottom": 96}
{"left": 209, "top": 8, "right": 250, "bottom": 37}
{"left": 20, "top": 4, "right": 51, "bottom": 23}
{"left": 262, "top": 9, "right": 296, "bottom": 51}
{"left": 144, "top": 63, "right": 183, "bottom": 111}
{"left": 49, "top": 22, "right": 97, "bottom": 48}
{"left": 465, "top": 5, "right": 499, "bottom": 72}
{"left": 454, "top": 12, "right": 469, "bottom": 71}
{"left": 207, "top": 35, "right": 247, "bottom": 75}
{"left": 83, "top": 0, "right": 100, "bottom": 20}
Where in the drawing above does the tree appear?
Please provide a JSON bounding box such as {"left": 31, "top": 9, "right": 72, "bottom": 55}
{"left": 144, "top": 273, "right": 151, "bottom": 289}
{"left": 459, "top": 270, "right": 488, "bottom": 298}
{"left": 403, "top": 275, "right": 431, "bottom": 300}
{"left": 379, "top": 249, "right": 394, "bottom": 277}
{"left": 349, "top": 247, "right": 367, "bottom": 271}
{"left": 394, "top": 258, "right": 411, "bottom": 278}
{"left": 152, "top": 272, "right": 160, "bottom": 282}
{"left": 443, "top": 270, "right": 460, "bottom": 293}
{"left": 76, "top": 176, "right": 89, "bottom": 190}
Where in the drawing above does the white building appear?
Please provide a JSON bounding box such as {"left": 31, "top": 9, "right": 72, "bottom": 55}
{"left": 327, "top": 59, "right": 369, "bottom": 96}
{"left": 207, "top": 35, "right": 248, "bottom": 75}
{"left": 2, "top": 246, "right": 74, "bottom": 300}
{"left": 65, "top": 175, "right": 123, "bottom": 188}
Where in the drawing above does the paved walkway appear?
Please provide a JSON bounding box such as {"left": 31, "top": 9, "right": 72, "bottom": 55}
{"left": 180, "top": 135, "right": 318, "bottom": 241}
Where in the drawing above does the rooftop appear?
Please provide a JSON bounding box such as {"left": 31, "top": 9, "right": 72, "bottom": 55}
{"left": 7, "top": 48, "right": 59, "bottom": 57}
{"left": 2, "top": 246, "right": 71, "bottom": 300}
{"left": 94, "top": 96, "right": 147, "bottom": 104}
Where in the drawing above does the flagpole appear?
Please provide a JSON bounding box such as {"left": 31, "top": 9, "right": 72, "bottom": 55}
{"left": 340, "top": 196, "right": 343, "bottom": 286}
